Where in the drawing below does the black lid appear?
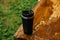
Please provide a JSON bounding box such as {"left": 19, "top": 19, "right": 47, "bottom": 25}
{"left": 22, "top": 10, "right": 34, "bottom": 17}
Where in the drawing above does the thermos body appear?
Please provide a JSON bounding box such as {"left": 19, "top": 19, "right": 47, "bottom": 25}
{"left": 21, "top": 10, "right": 34, "bottom": 35}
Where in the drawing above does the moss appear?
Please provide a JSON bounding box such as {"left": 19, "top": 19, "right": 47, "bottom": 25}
{"left": 0, "top": 0, "right": 37, "bottom": 40}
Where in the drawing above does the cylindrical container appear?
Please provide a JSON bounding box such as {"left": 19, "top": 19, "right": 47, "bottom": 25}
{"left": 21, "top": 10, "right": 34, "bottom": 35}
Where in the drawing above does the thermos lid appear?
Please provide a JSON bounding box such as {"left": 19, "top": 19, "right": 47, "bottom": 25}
{"left": 22, "top": 10, "right": 34, "bottom": 17}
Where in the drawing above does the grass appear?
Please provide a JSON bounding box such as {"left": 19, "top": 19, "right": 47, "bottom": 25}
{"left": 0, "top": 0, "right": 37, "bottom": 40}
